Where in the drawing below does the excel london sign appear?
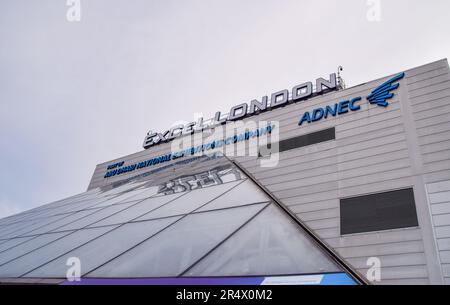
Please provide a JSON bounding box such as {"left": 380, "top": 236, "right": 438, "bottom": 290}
{"left": 143, "top": 73, "right": 339, "bottom": 149}
{"left": 105, "top": 72, "right": 405, "bottom": 179}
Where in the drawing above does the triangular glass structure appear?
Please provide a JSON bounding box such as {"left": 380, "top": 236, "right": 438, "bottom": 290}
{"left": 0, "top": 154, "right": 359, "bottom": 285}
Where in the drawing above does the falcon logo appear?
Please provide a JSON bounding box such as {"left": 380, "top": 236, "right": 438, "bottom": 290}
{"left": 367, "top": 72, "right": 405, "bottom": 107}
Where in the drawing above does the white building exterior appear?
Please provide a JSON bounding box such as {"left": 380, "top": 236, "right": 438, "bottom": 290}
{"left": 88, "top": 59, "right": 450, "bottom": 285}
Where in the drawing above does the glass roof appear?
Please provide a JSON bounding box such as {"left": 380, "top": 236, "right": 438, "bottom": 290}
{"left": 0, "top": 153, "right": 351, "bottom": 281}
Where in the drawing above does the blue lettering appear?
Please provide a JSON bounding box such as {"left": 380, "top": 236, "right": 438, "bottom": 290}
{"left": 312, "top": 108, "right": 324, "bottom": 122}
{"left": 338, "top": 100, "right": 350, "bottom": 114}
{"left": 349, "top": 97, "right": 362, "bottom": 111}
{"left": 299, "top": 112, "right": 311, "bottom": 125}
{"left": 324, "top": 104, "right": 338, "bottom": 118}
{"left": 105, "top": 125, "right": 277, "bottom": 179}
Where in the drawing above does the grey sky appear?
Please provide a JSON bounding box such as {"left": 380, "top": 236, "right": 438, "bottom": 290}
{"left": 1, "top": 0, "right": 450, "bottom": 218}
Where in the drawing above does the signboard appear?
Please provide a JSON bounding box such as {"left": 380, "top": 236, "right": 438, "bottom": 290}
{"left": 298, "top": 72, "right": 405, "bottom": 125}
{"left": 143, "top": 74, "right": 338, "bottom": 149}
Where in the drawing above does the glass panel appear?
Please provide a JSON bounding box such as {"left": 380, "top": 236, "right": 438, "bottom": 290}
{"left": 0, "top": 216, "right": 35, "bottom": 230}
{"left": 123, "top": 186, "right": 159, "bottom": 202}
{"left": 38, "top": 188, "right": 100, "bottom": 211}
{"left": 197, "top": 179, "right": 271, "bottom": 212}
{"left": 22, "top": 209, "right": 103, "bottom": 235}
{"left": 54, "top": 201, "right": 138, "bottom": 232}
{"left": 87, "top": 204, "right": 266, "bottom": 278}
{"left": 25, "top": 217, "right": 181, "bottom": 278}
{"left": 135, "top": 180, "right": 242, "bottom": 221}
{"left": 99, "top": 181, "right": 147, "bottom": 197}
{"left": 91, "top": 187, "right": 150, "bottom": 208}
{"left": 0, "top": 213, "right": 34, "bottom": 228}
{"left": 0, "top": 226, "right": 115, "bottom": 277}
{"left": 0, "top": 232, "right": 69, "bottom": 266}
{"left": 185, "top": 204, "right": 341, "bottom": 276}
{"left": 5, "top": 197, "right": 102, "bottom": 227}
{"left": 0, "top": 220, "right": 33, "bottom": 238}
{"left": 0, "top": 236, "right": 35, "bottom": 253}
{"left": 0, "top": 155, "right": 352, "bottom": 281}
{"left": 16, "top": 193, "right": 94, "bottom": 218}
{"left": 49, "top": 198, "right": 106, "bottom": 215}
{"left": 27, "top": 197, "right": 107, "bottom": 219}
{"left": 90, "top": 192, "right": 185, "bottom": 227}
{"left": 0, "top": 214, "right": 72, "bottom": 239}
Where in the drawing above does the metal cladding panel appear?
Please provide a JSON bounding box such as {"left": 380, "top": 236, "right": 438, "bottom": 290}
{"left": 426, "top": 180, "right": 450, "bottom": 282}
{"left": 232, "top": 59, "right": 450, "bottom": 285}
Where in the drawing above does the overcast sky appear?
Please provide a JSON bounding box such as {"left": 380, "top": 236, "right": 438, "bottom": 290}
{"left": 1, "top": 0, "right": 450, "bottom": 218}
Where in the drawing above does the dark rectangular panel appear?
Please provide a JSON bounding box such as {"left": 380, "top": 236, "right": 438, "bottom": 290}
{"left": 259, "top": 128, "right": 335, "bottom": 157}
{"left": 340, "top": 188, "right": 419, "bottom": 235}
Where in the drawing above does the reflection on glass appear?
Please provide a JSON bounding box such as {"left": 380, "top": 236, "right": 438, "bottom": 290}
{"left": 157, "top": 165, "right": 242, "bottom": 195}
{"left": 87, "top": 204, "right": 266, "bottom": 278}
{"left": 135, "top": 180, "right": 242, "bottom": 221}
{"left": 197, "top": 179, "right": 271, "bottom": 212}
{"left": 185, "top": 204, "right": 341, "bottom": 276}
{"left": 0, "top": 231, "right": 70, "bottom": 266}
{"left": 0, "top": 154, "right": 349, "bottom": 281}
{"left": 91, "top": 192, "right": 184, "bottom": 227}
{"left": 0, "top": 226, "right": 114, "bottom": 277}
{"left": 25, "top": 217, "right": 181, "bottom": 278}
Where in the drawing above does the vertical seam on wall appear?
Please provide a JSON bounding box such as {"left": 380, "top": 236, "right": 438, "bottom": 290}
{"left": 400, "top": 72, "right": 444, "bottom": 284}
{"left": 424, "top": 183, "right": 447, "bottom": 281}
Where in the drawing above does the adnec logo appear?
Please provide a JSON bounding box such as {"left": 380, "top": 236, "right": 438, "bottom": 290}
{"left": 299, "top": 72, "right": 405, "bottom": 126}
{"left": 367, "top": 72, "right": 405, "bottom": 107}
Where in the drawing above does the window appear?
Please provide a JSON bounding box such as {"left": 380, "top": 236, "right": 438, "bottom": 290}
{"left": 340, "top": 188, "right": 419, "bottom": 235}
{"left": 259, "top": 128, "right": 335, "bottom": 157}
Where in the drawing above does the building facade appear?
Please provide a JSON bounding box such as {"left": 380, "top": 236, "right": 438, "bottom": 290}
{"left": 1, "top": 59, "right": 449, "bottom": 284}
{"left": 89, "top": 58, "right": 450, "bottom": 285}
